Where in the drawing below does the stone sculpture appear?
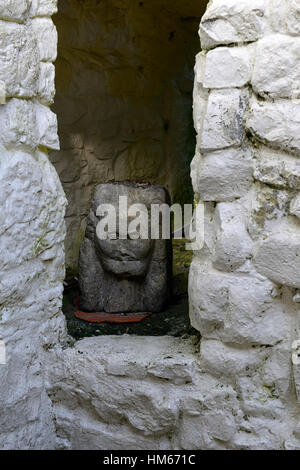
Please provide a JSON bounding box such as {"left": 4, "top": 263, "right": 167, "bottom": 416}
{"left": 79, "top": 182, "right": 172, "bottom": 313}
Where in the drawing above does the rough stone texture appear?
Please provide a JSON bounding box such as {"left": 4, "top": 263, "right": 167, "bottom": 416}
{"left": 203, "top": 46, "right": 252, "bottom": 89}
{"left": 79, "top": 183, "right": 172, "bottom": 313}
{"left": 193, "top": 147, "right": 253, "bottom": 202}
{"left": 246, "top": 98, "right": 300, "bottom": 157}
{"left": 0, "top": 99, "right": 59, "bottom": 150}
{"left": 3, "top": 0, "right": 300, "bottom": 452}
{"left": 252, "top": 35, "right": 300, "bottom": 99}
{"left": 271, "top": 0, "right": 300, "bottom": 36}
{"left": 189, "top": 0, "right": 300, "bottom": 450}
{"left": 46, "top": 335, "right": 243, "bottom": 450}
{"left": 0, "top": 0, "right": 67, "bottom": 450}
{"left": 199, "top": 0, "right": 268, "bottom": 50}
{"left": 199, "top": 88, "right": 249, "bottom": 153}
{"left": 0, "top": 0, "right": 29, "bottom": 22}
{"left": 255, "top": 230, "right": 300, "bottom": 288}
{"left": 0, "top": 148, "right": 67, "bottom": 449}
{"left": 50, "top": 0, "right": 208, "bottom": 271}
{"left": 45, "top": 336, "right": 197, "bottom": 449}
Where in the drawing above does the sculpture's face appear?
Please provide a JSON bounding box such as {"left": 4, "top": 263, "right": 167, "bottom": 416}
{"left": 96, "top": 236, "right": 154, "bottom": 278}
{"left": 95, "top": 196, "right": 154, "bottom": 279}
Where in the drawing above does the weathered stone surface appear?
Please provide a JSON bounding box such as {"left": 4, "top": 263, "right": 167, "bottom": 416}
{"left": 200, "top": 89, "right": 248, "bottom": 153}
{"left": 0, "top": 2, "right": 66, "bottom": 450}
{"left": 190, "top": 149, "right": 201, "bottom": 197}
{"left": 31, "top": 17, "right": 57, "bottom": 62}
{"left": 213, "top": 202, "right": 253, "bottom": 271}
{"left": 204, "top": 46, "right": 252, "bottom": 89}
{"left": 286, "top": 0, "right": 300, "bottom": 35}
{"left": 200, "top": 339, "right": 267, "bottom": 378}
{"left": 36, "top": 102, "right": 60, "bottom": 150}
{"left": 200, "top": 0, "right": 267, "bottom": 50}
{"left": 290, "top": 194, "right": 300, "bottom": 219}
{"left": 79, "top": 182, "right": 172, "bottom": 313}
{"left": 30, "top": 0, "right": 57, "bottom": 17}
{"left": 246, "top": 98, "right": 300, "bottom": 157}
{"left": 180, "top": 376, "right": 242, "bottom": 449}
{"left": 193, "top": 83, "right": 209, "bottom": 136}
{"left": 195, "top": 147, "right": 253, "bottom": 202}
{"left": 252, "top": 148, "right": 300, "bottom": 190}
{"left": 271, "top": 0, "right": 300, "bottom": 35}
{"left": 0, "top": 80, "right": 5, "bottom": 104}
{"left": 0, "top": 98, "right": 59, "bottom": 150}
{"left": 252, "top": 35, "right": 300, "bottom": 99}
{"left": 45, "top": 336, "right": 202, "bottom": 449}
{"left": 255, "top": 231, "right": 300, "bottom": 288}
{"left": 0, "top": 99, "right": 37, "bottom": 148}
{"left": 0, "top": 146, "right": 67, "bottom": 450}
{"left": 194, "top": 51, "right": 206, "bottom": 86}
{"left": 189, "top": 259, "right": 286, "bottom": 345}
{"left": 1, "top": 0, "right": 300, "bottom": 452}
{"left": 0, "top": 149, "right": 65, "bottom": 272}
{"left": 0, "top": 21, "right": 39, "bottom": 99}
{"left": 38, "top": 62, "right": 55, "bottom": 105}
{"left": 0, "top": 0, "right": 29, "bottom": 22}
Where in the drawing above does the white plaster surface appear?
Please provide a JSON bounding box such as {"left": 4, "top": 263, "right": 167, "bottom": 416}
{"left": 1, "top": 0, "right": 300, "bottom": 452}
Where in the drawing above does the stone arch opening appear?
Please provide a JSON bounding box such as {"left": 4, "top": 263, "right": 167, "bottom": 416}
{"left": 51, "top": 0, "right": 207, "bottom": 270}
{"left": 50, "top": 0, "right": 208, "bottom": 337}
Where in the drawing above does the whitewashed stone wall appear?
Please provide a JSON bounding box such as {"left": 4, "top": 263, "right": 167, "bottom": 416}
{"left": 2, "top": 0, "right": 300, "bottom": 451}
{"left": 190, "top": 0, "right": 300, "bottom": 449}
{"left": 0, "top": 0, "right": 67, "bottom": 449}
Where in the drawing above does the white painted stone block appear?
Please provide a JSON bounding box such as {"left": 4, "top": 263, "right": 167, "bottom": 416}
{"left": 252, "top": 35, "right": 300, "bottom": 99}
{"left": 0, "top": 80, "right": 5, "bottom": 105}
{"left": 30, "top": 0, "right": 57, "bottom": 17}
{"left": 45, "top": 336, "right": 202, "bottom": 448}
{"left": 255, "top": 232, "right": 300, "bottom": 288}
{"left": 287, "top": 0, "right": 300, "bottom": 35}
{"left": 273, "top": 0, "right": 300, "bottom": 35}
{"left": 200, "top": 0, "right": 267, "bottom": 50}
{"left": 246, "top": 98, "right": 300, "bottom": 157}
{"left": 200, "top": 339, "right": 266, "bottom": 377}
{"left": 196, "top": 147, "right": 253, "bottom": 202}
{"left": 0, "top": 98, "right": 59, "bottom": 150}
{"left": 0, "top": 149, "right": 65, "bottom": 274}
{"left": 200, "top": 89, "right": 248, "bottom": 153}
{"left": 31, "top": 18, "right": 57, "bottom": 62}
{"left": 236, "top": 376, "right": 286, "bottom": 422}
{"left": 194, "top": 52, "right": 206, "bottom": 86}
{"left": 204, "top": 46, "right": 252, "bottom": 89}
{"left": 36, "top": 103, "right": 60, "bottom": 150}
{"left": 0, "top": 340, "right": 5, "bottom": 364}
{"left": 263, "top": 342, "right": 292, "bottom": 397}
{"left": 213, "top": 202, "right": 253, "bottom": 271}
{"left": 190, "top": 149, "right": 201, "bottom": 196}
{"left": 189, "top": 259, "right": 286, "bottom": 345}
{"left": 0, "top": 21, "right": 39, "bottom": 99}
{"left": 193, "top": 82, "right": 208, "bottom": 135}
{"left": 0, "top": 0, "right": 29, "bottom": 22}
{"left": 0, "top": 98, "right": 37, "bottom": 148}
{"left": 38, "top": 62, "right": 55, "bottom": 105}
{"left": 290, "top": 194, "right": 300, "bottom": 219}
{"left": 180, "top": 377, "right": 241, "bottom": 449}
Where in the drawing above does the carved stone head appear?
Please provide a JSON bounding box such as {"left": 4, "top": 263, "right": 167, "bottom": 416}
{"left": 79, "top": 182, "right": 172, "bottom": 313}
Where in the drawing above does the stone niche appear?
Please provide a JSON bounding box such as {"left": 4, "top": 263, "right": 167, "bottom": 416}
{"left": 51, "top": 0, "right": 208, "bottom": 271}
{"left": 79, "top": 182, "right": 172, "bottom": 313}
